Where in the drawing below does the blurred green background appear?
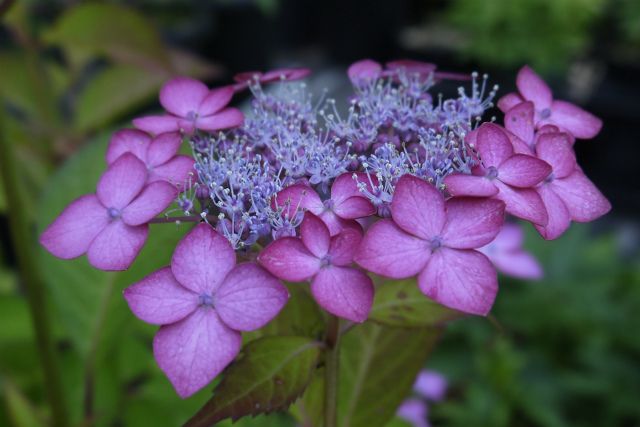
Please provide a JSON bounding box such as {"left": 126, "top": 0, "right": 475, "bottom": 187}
{"left": 1, "top": 1, "right": 639, "bottom": 426}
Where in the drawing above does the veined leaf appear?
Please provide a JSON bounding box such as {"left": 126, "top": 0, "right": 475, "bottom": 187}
{"left": 291, "top": 323, "right": 441, "bottom": 427}
{"left": 337, "top": 323, "right": 441, "bottom": 427}
{"left": 370, "top": 279, "right": 463, "bottom": 328}
{"left": 184, "top": 336, "right": 321, "bottom": 427}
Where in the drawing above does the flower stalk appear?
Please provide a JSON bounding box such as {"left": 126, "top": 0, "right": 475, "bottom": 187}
{"left": 324, "top": 314, "right": 341, "bottom": 427}
{"left": 0, "top": 112, "right": 69, "bottom": 427}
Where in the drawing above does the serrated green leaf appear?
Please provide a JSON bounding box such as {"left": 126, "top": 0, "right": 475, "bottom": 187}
{"left": 288, "top": 368, "right": 324, "bottom": 427}
{"left": 74, "top": 65, "right": 166, "bottom": 132}
{"left": 185, "top": 336, "right": 322, "bottom": 427}
{"left": 369, "top": 279, "right": 463, "bottom": 327}
{"left": 45, "top": 3, "right": 170, "bottom": 70}
{"left": 337, "top": 323, "right": 441, "bottom": 427}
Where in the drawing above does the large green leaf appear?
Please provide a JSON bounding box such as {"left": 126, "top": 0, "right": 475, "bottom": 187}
{"left": 45, "top": 3, "right": 170, "bottom": 70}
{"left": 337, "top": 323, "right": 441, "bottom": 427}
{"left": 185, "top": 336, "right": 322, "bottom": 427}
{"left": 288, "top": 368, "right": 324, "bottom": 427}
{"left": 292, "top": 323, "right": 441, "bottom": 427}
{"left": 74, "top": 65, "right": 166, "bottom": 132}
{"left": 369, "top": 279, "right": 463, "bottom": 327}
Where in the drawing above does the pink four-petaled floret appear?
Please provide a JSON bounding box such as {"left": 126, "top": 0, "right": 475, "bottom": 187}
{"left": 498, "top": 66, "right": 602, "bottom": 140}
{"left": 356, "top": 175, "right": 505, "bottom": 316}
{"left": 40, "top": 153, "right": 177, "bottom": 271}
{"left": 133, "top": 77, "right": 243, "bottom": 135}
{"left": 258, "top": 212, "right": 374, "bottom": 323}
{"left": 444, "top": 123, "right": 551, "bottom": 226}
{"left": 107, "top": 129, "right": 194, "bottom": 187}
{"left": 532, "top": 132, "right": 611, "bottom": 239}
{"left": 124, "top": 224, "right": 288, "bottom": 398}
{"left": 479, "top": 223, "right": 543, "bottom": 280}
{"left": 272, "top": 172, "right": 376, "bottom": 236}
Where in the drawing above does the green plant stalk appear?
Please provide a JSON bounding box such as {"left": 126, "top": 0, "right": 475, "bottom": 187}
{"left": 0, "top": 112, "right": 69, "bottom": 427}
{"left": 324, "top": 315, "right": 341, "bottom": 427}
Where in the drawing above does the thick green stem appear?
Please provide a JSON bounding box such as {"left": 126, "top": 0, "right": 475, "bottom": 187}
{"left": 0, "top": 113, "right": 69, "bottom": 427}
{"left": 324, "top": 315, "right": 341, "bottom": 427}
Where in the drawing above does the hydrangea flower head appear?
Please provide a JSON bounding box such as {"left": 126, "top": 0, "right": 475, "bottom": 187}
{"left": 40, "top": 63, "right": 612, "bottom": 400}
{"left": 124, "top": 224, "right": 288, "bottom": 397}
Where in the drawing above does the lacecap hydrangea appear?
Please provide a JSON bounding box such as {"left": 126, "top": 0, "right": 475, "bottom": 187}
{"left": 40, "top": 60, "right": 610, "bottom": 397}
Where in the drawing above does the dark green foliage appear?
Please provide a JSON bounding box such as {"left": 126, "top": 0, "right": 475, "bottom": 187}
{"left": 429, "top": 225, "right": 640, "bottom": 427}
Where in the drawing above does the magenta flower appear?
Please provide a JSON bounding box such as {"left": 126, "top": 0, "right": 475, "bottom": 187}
{"left": 40, "top": 154, "right": 177, "bottom": 270}
{"left": 106, "top": 129, "right": 194, "bottom": 187}
{"left": 355, "top": 175, "right": 505, "bottom": 315}
{"left": 273, "top": 172, "right": 376, "bottom": 235}
{"left": 133, "top": 77, "right": 243, "bottom": 135}
{"left": 397, "top": 399, "right": 430, "bottom": 427}
{"left": 497, "top": 66, "right": 602, "bottom": 139}
{"left": 503, "top": 101, "right": 566, "bottom": 152}
{"left": 413, "top": 370, "right": 447, "bottom": 402}
{"left": 348, "top": 59, "right": 383, "bottom": 84}
{"left": 397, "top": 370, "right": 448, "bottom": 427}
{"left": 479, "top": 223, "right": 543, "bottom": 280}
{"left": 124, "top": 224, "right": 288, "bottom": 398}
{"left": 444, "top": 123, "right": 551, "bottom": 226}
{"left": 233, "top": 67, "right": 311, "bottom": 91}
{"left": 533, "top": 132, "right": 611, "bottom": 240}
{"left": 385, "top": 59, "right": 436, "bottom": 76}
{"left": 258, "top": 212, "right": 374, "bottom": 322}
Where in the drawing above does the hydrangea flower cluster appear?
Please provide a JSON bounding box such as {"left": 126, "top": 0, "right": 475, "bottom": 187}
{"left": 40, "top": 60, "right": 610, "bottom": 397}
